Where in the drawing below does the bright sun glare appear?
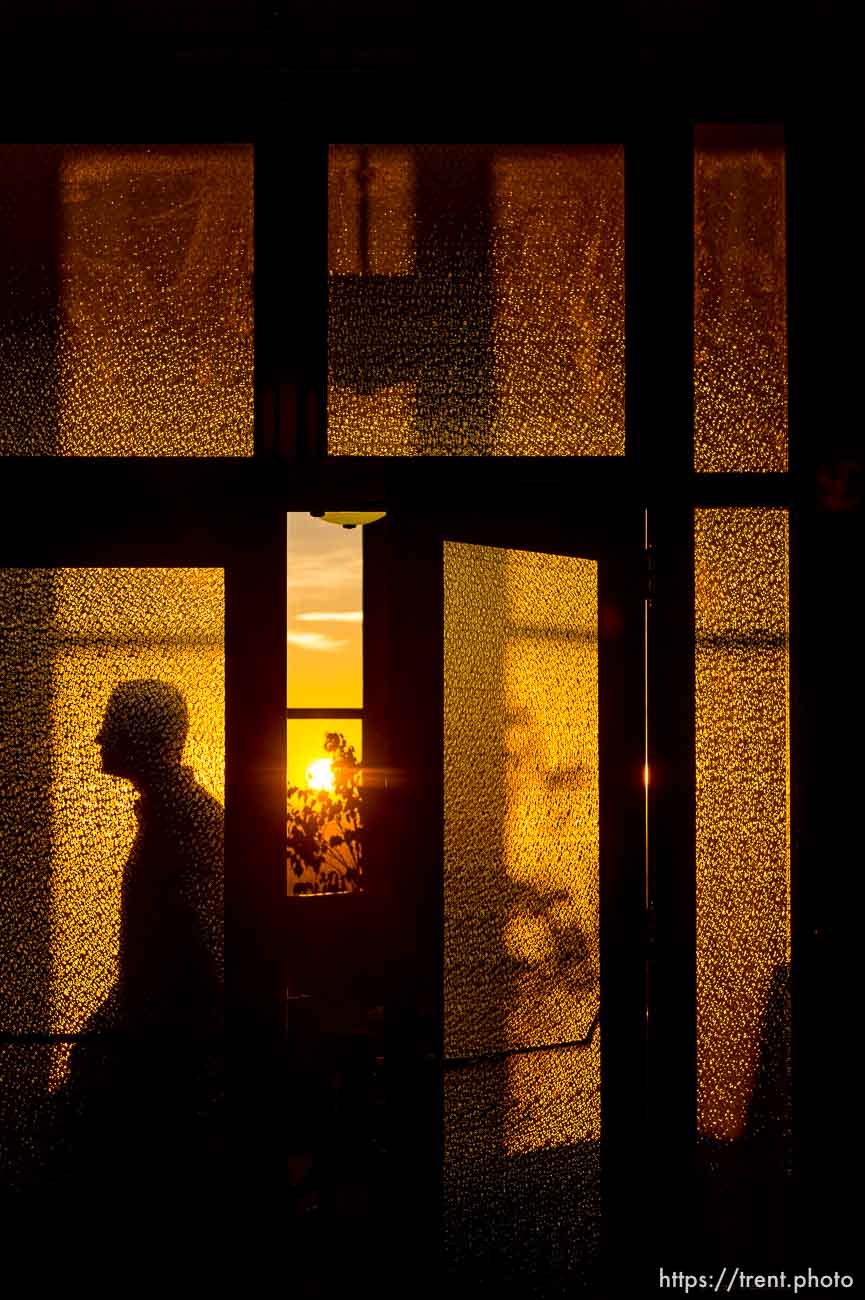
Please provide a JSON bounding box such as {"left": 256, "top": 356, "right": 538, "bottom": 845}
{"left": 306, "top": 757, "right": 335, "bottom": 792}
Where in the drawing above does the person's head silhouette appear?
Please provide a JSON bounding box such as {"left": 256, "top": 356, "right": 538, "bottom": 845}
{"left": 96, "top": 680, "right": 189, "bottom": 789}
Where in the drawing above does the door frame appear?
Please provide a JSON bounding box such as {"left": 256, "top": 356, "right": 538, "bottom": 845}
{"left": 365, "top": 505, "right": 646, "bottom": 1287}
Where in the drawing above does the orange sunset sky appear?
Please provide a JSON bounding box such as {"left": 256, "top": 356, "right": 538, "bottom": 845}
{"left": 286, "top": 512, "right": 363, "bottom": 790}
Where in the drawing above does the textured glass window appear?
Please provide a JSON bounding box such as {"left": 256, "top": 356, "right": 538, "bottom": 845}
{"left": 444, "top": 542, "right": 600, "bottom": 1282}
{"left": 695, "top": 510, "right": 790, "bottom": 1145}
{"left": 0, "top": 567, "right": 223, "bottom": 1188}
{"left": 329, "top": 144, "right": 625, "bottom": 457}
{"left": 0, "top": 144, "right": 253, "bottom": 456}
{"left": 694, "top": 127, "right": 788, "bottom": 471}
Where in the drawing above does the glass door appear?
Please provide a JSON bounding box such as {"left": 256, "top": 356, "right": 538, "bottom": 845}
{"left": 370, "top": 506, "right": 645, "bottom": 1296}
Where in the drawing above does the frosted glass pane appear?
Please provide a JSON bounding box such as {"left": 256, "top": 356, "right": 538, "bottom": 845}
{"left": 694, "top": 128, "right": 788, "bottom": 471}
{"left": 329, "top": 144, "right": 624, "bottom": 456}
{"left": 329, "top": 143, "right": 416, "bottom": 276}
{"left": 443, "top": 541, "right": 600, "bottom": 1280}
{"left": 0, "top": 568, "right": 224, "bottom": 1040}
{"left": 695, "top": 510, "right": 790, "bottom": 1144}
{"left": 0, "top": 144, "right": 253, "bottom": 456}
{"left": 287, "top": 512, "right": 363, "bottom": 709}
{"left": 0, "top": 567, "right": 224, "bottom": 1191}
{"left": 445, "top": 1049, "right": 600, "bottom": 1285}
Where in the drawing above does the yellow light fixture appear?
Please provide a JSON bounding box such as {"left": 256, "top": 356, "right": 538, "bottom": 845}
{"left": 310, "top": 511, "right": 387, "bottom": 529}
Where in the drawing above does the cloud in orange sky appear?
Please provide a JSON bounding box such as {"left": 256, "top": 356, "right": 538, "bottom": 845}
{"left": 297, "top": 610, "right": 363, "bottom": 623}
{"left": 286, "top": 631, "right": 350, "bottom": 653}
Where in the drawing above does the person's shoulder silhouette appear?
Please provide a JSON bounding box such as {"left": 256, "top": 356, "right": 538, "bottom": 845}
{"left": 49, "top": 680, "right": 224, "bottom": 1195}
{"left": 96, "top": 679, "right": 223, "bottom": 1034}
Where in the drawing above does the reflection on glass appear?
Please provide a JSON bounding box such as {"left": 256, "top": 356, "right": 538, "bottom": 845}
{"left": 287, "top": 513, "right": 363, "bottom": 709}
{"left": 443, "top": 542, "right": 600, "bottom": 1281}
{"left": 695, "top": 509, "right": 790, "bottom": 1143}
{"left": 328, "top": 143, "right": 624, "bottom": 456}
{"left": 694, "top": 127, "right": 788, "bottom": 472}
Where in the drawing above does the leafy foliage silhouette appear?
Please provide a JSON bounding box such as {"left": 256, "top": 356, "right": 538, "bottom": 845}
{"left": 287, "top": 732, "right": 363, "bottom": 894}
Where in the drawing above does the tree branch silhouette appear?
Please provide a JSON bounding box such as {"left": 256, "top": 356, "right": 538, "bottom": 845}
{"left": 287, "top": 732, "right": 363, "bottom": 895}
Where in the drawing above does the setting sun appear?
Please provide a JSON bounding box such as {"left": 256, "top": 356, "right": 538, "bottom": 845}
{"left": 305, "top": 756, "right": 335, "bottom": 792}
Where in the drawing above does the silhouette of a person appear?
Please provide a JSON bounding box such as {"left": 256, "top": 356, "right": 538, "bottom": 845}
{"left": 51, "top": 680, "right": 223, "bottom": 1197}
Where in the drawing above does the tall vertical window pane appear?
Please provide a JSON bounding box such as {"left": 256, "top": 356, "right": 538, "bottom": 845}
{"left": 695, "top": 509, "right": 790, "bottom": 1146}
{"left": 287, "top": 513, "right": 364, "bottom": 895}
{"left": 0, "top": 144, "right": 253, "bottom": 456}
{"left": 329, "top": 144, "right": 625, "bottom": 457}
{"left": 694, "top": 126, "right": 788, "bottom": 471}
{"left": 444, "top": 542, "right": 601, "bottom": 1286}
{"left": 0, "top": 567, "right": 224, "bottom": 1188}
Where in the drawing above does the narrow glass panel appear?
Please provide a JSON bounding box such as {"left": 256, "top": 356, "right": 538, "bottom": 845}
{"left": 443, "top": 542, "right": 600, "bottom": 1282}
{"left": 695, "top": 509, "right": 790, "bottom": 1145}
{"left": 287, "top": 512, "right": 363, "bottom": 710}
{"left": 0, "top": 144, "right": 253, "bottom": 456}
{"left": 694, "top": 126, "right": 788, "bottom": 471}
{"left": 0, "top": 568, "right": 224, "bottom": 1189}
{"left": 329, "top": 144, "right": 625, "bottom": 456}
{"left": 286, "top": 718, "right": 363, "bottom": 896}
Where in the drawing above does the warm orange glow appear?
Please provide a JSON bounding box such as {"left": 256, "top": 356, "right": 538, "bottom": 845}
{"left": 286, "top": 512, "right": 363, "bottom": 710}
{"left": 305, "top": 757, "right": 335, "bottom": 792}
{"left": 695, "top": 509, "right": 790, "bottom": 1142}
{"left": 57, "top": 146, "right": 254, "bottom": 455}
{"left": 444, "top": 542, "right": 600, "bottom": 1164}
{"left": 643, "top": 762, "right": 650, "bottom": 789}
{"left": 48, "top": 567, "right": 224, "bottom": 1087}
{"left": 694, "top": 127, "right": 787, "bottom": 471}
{"left": 328, "top": 144, "right": 625, "bottom": 457}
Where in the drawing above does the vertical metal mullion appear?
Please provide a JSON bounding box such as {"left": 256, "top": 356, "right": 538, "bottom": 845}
{"left": 648, "top": 499, "right": 698, "bottom": 1253}
{"left": 786, "top": 112, "right": 862, "bottom": 1265}
{"left": 627, "top": 115, "right": 698, "bottom": 1269}
{"left": 362, "top": 519, "right": 390, "bottom": 917}
{"left": 625, "top": 121, "right": 695, "bottom": 481}
{"left": 598, "top": 520, "right": 652, "bottom": 1294}
{"left": 224, "top": 507, "right": 287, "bottom": 1202}
{"left": 255, "top": 133, "right": 328, "bottom": 461}
{"left": 374, "top": 512, "right": 443, "bottom": 1282}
